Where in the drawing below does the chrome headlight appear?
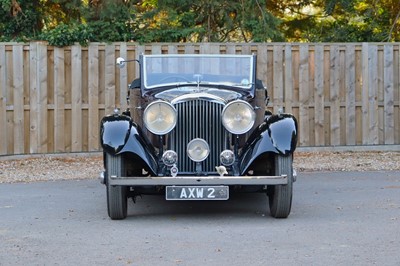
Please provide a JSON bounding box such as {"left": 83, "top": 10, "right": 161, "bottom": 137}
{"left": 187, "top": 138, "right": 210, "bottom": 162}
{"left": 221, "top": 100, "right": 255, "bottom": 134}
{"left": 143, "top": 101, "right": 177, "bottom": 135}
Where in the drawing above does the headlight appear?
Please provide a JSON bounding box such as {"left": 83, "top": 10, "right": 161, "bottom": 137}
{"left": 221, "top": 100, "right": 255, "bottom": 134}
{"left": 143, "top": 101, "right": 177, "bottom": 135}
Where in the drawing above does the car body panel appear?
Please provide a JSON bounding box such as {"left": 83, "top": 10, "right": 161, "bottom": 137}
{"left": 100, "top": 115, "right": 158, "bottom": 175}
{"left": 239, "top": 114, "right": 298, "bottom": 174}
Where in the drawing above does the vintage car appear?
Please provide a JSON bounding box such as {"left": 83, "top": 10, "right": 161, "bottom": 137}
{"left": 99, "top": 54, "right": 298, "bottom": 220}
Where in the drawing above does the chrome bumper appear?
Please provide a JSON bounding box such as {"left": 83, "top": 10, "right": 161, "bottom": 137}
{"left": 101, "top": 172, "right": 289, "bottom": 186}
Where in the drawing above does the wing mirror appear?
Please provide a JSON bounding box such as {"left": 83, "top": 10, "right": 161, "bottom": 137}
{"left": 116, "top": 57, "right": 126, "bottom": 68}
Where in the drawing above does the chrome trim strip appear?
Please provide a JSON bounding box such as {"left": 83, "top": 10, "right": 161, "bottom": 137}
{"left": 171, "top": 92, "right": 226, "bottom": 105}
{"left": 108, "top": 175, "right": 288, "bottom": 186}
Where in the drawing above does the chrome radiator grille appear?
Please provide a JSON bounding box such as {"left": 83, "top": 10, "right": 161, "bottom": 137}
{"left": 169, "top": 99, "right": 226, "bottom": 173}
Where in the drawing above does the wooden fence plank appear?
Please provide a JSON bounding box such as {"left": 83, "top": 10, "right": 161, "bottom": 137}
{"left": 254, "top": 45, "right": 267, "bottom": 127}
{"left": 152, "top": 44, "right": 162, "bottom": 55}
{"left": 354, "top": 46, "right": 363, "bottom": 145}
{"left": 135, "top": 45, "right": 145, "bottom": 78}
{"left": 330, "top": 45, "right": 340, "bottom": 146}
{"left": 257, "top": 44, "right": 268, "bottom": 97}
{"left": 167, "top": 45, "right": 178, "bottom": 73}
{"left": 368, "top": 44, "right": 379, "bottom": 144}
{"left": 6, "top": 47, "right": 13, "bottom": 153}
{"left": 29, "top": 43, "right": 39, "bottom": 153}
{"left": 291, "top": 46, "right": 300, "bottom": 140}
{"left": 54, "top": 47, "right": 65, "bottom": 152}
{"left": 71, "top": 45, "right": 82, "bottom": 152}
{"left": 265, "top": 45, "right": 274, "bottom": 107}
{"left": 314, "top": 45, "right": 325, "bottom": 146}
{"left": 119, "top": 42, "right": 128, "bottom": 112}
{"left": 184, "top": 44, "right": 196, "bottom": 54}
{"left": 308, "top": 47, "right": 316, "bottom": 146}
{"left": 377, "top": 47, "right": 384, "bottom": 144}
{"left": 299, "top": 44, "right": 309, "bottom": 146}
{"left": 284, "top": 44, "right": 293, "bottom": 115}
{"left": 383, "top": 44, "right": 395, "bottom": 144}
{"left": 88, "top": 45, "right": 99, "bottom": 151}
{"left": 273, "top": 45, "right": 284, "bottom": 113}
{"left": 361, "top": 43, "right": 370, "bottom": 144}
{"left": 0, "top": 45, "right": 6, "bottom": 155}
{"left": 12, "top": 45, "right": 24, "bottom": 154}
{"left": 28, "top": 43, "right": 46, "bottom": 153}
{"left": 241, "top": 44, "right": 251, "bottom": 55}
{"left": 105, "top": 44, "right": 116, "bottom": 115}
{"left": 38, "top": 43, "right": 48, "bottom": 153}
{"left": 345, "top": 45, "right": 356, "bottom": 145}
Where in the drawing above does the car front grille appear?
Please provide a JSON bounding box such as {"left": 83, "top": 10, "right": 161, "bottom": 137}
{"left": 169, "top": 99, "right": 227, "bottom": 174}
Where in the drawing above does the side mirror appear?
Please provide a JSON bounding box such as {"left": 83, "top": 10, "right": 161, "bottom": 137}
{"left": 116, "top": 57, "right": 126, "bottom": 68}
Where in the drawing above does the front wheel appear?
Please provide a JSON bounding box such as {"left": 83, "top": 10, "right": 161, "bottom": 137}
{"left": 268, "top": 155, "right": 293, "bottom": 218}
{"left": 105, "top": 153, "right": 128, "bottom": 220}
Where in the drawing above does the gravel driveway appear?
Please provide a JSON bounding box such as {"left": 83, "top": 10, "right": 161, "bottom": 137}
{"left": 0, "top": 151, "right": 399, "bottom": 183}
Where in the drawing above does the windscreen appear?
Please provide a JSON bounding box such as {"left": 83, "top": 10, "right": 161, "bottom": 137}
{"left": 143, "top": 54, "right": 254, "bottom": 89}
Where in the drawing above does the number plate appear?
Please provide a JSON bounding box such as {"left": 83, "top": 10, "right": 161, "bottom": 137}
{"left": 166, "top": 186, "right": 229, "bottom": 200}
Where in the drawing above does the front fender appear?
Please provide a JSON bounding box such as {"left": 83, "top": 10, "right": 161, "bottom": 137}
{"left": 239, "top": 114, "right": 298, "bottom": 174}
{"left": 100, "top": 114, "right": 132, "bottom": 154}
{"left": 100, "top": 115, "right": 158, "bottom": 175}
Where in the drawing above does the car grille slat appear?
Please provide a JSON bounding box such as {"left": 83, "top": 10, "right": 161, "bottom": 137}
{"left": 170, "top": 99, "right": 226, "bottom": 174}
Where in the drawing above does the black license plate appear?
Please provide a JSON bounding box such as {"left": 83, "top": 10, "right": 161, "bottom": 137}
{"left": 166, "top": 186, "right": 229, "bottom": 200}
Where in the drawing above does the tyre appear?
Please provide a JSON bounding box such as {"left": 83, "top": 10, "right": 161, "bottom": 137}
{"left": 105, "top": 153, "right": 128, "bottom": 220}
{"left": 268, "top": 155, "right": 293, "bottom": 218}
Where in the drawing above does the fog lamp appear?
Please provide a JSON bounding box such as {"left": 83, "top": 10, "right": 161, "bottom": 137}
{"left": 187, "top": 138, "right": 210, "bottom": 162}
{"left": 162, "top": 150, "right": 178, "bottom": 166}
{"left": 220, "top": 150, "right": 235, "bottom": 166}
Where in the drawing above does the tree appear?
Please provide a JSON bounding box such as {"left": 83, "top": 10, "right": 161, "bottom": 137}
{"left": 0, "top": 0, "right": 42, "bottom": 41}
{"left": 272, "top": 0, "right": 400, "bottom": 42}
{"left": 0, "top": 0, "right": 398, "bottom": 44}
{"left": 134, "top": 0, "right": 284, "bottom": 42}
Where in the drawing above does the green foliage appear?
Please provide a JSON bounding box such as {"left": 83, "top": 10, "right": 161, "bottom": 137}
{"left": 86, "top": 21, "right": 133, "bottom": 42}
{"left": 39, "top": 23, "right": 93, "bottom": 46}
{"left": 280, "top": 0, "right": 400, "bottom": 42}
{"left": 0, "top": 0, "right": 42, "bottom": 41}
{"left": 0, "top": 0, "right": 398, "bottom": 44}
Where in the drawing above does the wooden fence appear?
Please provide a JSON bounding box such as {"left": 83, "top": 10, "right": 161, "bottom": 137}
{"left": 0, "top": 42, "right": 399, "bottom": 155}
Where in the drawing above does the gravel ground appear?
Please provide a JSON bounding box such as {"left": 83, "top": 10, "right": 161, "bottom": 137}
{"left": 0, "top": 151, "right": 399, "bottom": 184}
